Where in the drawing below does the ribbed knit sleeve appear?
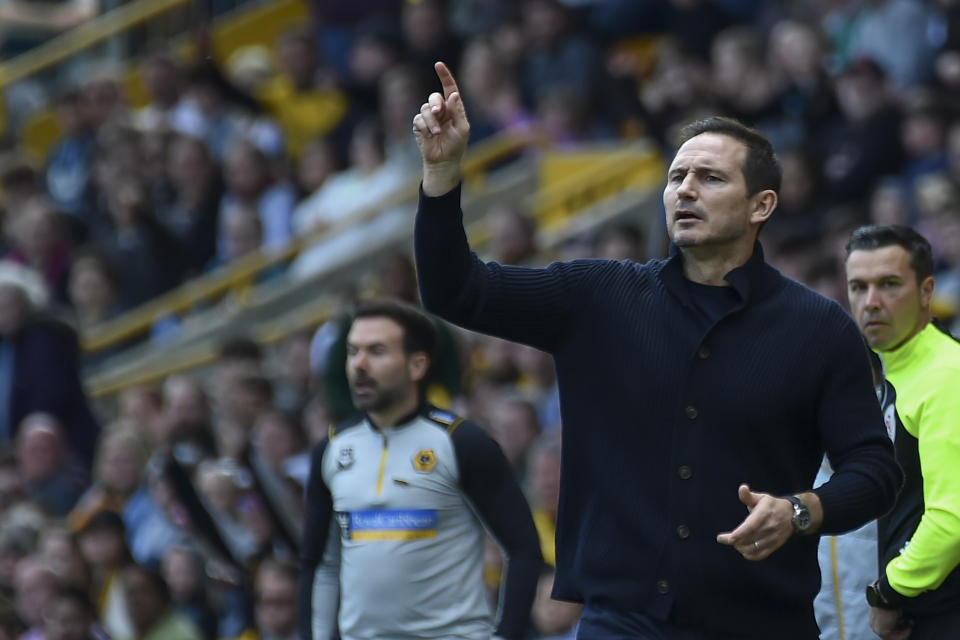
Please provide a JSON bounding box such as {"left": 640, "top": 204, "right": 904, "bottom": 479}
{"left": 813, "top": 314, "right": 903, "bottom": 534}
{"left": 415, "top": 184, "right": 597, "bottom": 352}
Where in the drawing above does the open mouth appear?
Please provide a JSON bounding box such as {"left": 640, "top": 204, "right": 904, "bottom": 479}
{"left": 675, "top": 211, "right": 701, "bottom": 221}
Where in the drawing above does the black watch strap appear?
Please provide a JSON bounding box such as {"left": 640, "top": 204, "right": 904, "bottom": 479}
{"left": 866, "top": 579, "right": 897, "bottom": 610}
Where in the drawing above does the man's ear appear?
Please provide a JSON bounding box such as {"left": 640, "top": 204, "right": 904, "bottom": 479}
{"left": 408, "top": 352, "right": 430, "bottom": 382}
{"left": 749, "top": 189, "right": 777, "bottom": 226}
{"left": 919, "top": 275, "right": 935, "bottom": 308}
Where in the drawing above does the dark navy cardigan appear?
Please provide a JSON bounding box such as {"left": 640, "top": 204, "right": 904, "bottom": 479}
{"left": 415, "top": 184, "right": 902, "bottom": 638}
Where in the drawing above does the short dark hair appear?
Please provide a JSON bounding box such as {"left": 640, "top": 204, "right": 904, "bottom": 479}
{"left": 352, "top": 298, "right": 437, "bottom": 359}
{"left": 678, "top": 116, "right": 782, "bottom": 196}
{"left": 845, "top": 225, "right": 934, "bottom": 282}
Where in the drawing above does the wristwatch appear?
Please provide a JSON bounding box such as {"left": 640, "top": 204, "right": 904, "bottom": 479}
{"left": 786, "top": 495, "right": 812, "bottom": 533}
{"left": 866, "top": 579, "right": 896, "bottom": 610}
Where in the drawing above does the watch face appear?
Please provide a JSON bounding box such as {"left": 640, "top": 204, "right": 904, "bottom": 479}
{"left": 791, "top": 499, "right": 811, "bottom": 531}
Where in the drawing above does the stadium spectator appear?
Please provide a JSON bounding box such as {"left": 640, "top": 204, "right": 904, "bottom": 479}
{"left": 0, "top": 262, "right": 100, "bottom": 466}
{"left": 293, "top": 137, "right": 340, "bottom": 201}
{"left": 218, "top": 141, "right": 295, "bottom": 255}
{"left": 97, "top": 171, "right": 182, "bottom": 308}
{"left": 248, "top": 559, "right": 298, "bottom": 640}
{"left": 271, "top": 331, "right": 313, "bottom": 415}
{"left": 3, "top": 197, "right": 72, "bottom": 302}
{"left": 77, "top": 510, "right": 134, "bottom": 640}
{"left": 120, "top": 564, "right": 204, "bottom": 640}
{"left": 485, "top": 392, "right": 540, "bottom": 479}
{"left": 256, "top": 29, "right": 348, "bottom": 160}
{"left": 136, "top": 53, "right": 190, "bottom": 133}
{"left": 526, "top": 432, "right": 561, "bottom": 567}
{"left": 16, "top": 413, "right": 87, "bottom": 516}
{"left": 156, "top": 135, "right": 222, "bottom": 275}
{"left": 69, "top": 425, "right": 179, "bottom": 566}
{"left": 520, "top": 0, "right": 599, "bottom": 113}
{"left": 458, "top": 37, "right": 535, "bottom": 141}
{"left": 12, "top": 555, "right": 58, "bottom": 640}
{"left": 818, "top": 57, "right": 904, "bottom": 202}
{"left": 487, "top": 205, "right": 537, "bottom": 265}
{"left": 43, "top": 587, "right": 100, "bottom": 640}
{"left": 37, "top": 526, "right": 90, "bottom": 592}
{"left": 44, "top": 89, "right": 96, "bottom": 229}
{"left": 212, "top": 202, "right": 263, "bottom": 270}
{"left": 592, "top": 223, "right": 646, "bottom": 263}
{"left": 377, "top": 65, "right": 428, "bottom": 170}
{"left": 160, "top": 546, "right": 218, "bottom": 640}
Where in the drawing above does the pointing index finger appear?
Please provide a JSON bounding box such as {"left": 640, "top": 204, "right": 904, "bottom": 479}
{"left": 435, "top": 61, "right": 460, "bottom": 99}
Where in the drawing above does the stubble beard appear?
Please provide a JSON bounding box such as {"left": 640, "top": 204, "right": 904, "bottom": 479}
{"left": 351, "top": 385, "right": 403, "bottom": 413}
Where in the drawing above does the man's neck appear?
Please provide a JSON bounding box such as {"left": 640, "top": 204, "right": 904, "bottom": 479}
{"left": 883, "top": 316, "right": 932, "bottom": 353}
{"left": 680, "top": 242, "right": 754, "bottom": 286}
{"left": 368, "top": 395, "right": 420, "bottom": 429}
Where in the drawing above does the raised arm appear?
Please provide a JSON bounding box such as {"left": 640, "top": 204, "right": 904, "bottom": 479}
{"left": 413, "top": 61, "right": 471, "bottom": 197}
{"left": 413, "top": 62, "right": 603, "bottom": 351}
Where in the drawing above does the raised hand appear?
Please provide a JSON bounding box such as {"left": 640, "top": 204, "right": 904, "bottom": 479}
{"left": 413, "top": 61, "right": 471, "bottom": 196}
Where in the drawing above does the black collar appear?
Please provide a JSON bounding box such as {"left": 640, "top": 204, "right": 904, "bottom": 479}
{"left": 660, "top": 242, "right": 781, "bottom": 309}
{"left": 365, "top": 402, "right": 427, "bottom": 432}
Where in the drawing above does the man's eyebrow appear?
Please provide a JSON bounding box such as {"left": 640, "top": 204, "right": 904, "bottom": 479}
{"left": 668, "top": 164, "right": 729, "bottom": 176}
{"left": 847, "top": 274, "right": 904, "bottom": 283}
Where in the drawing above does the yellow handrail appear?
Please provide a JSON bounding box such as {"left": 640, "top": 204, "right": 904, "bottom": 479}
{"left": 87, "top": 296, "right": 336, "bottom": 398}
{"left": 0, "top": 0, "right": 191, "bottom": 88}
{"left": 81, "top": 129, "right": 541, "bottom": 354}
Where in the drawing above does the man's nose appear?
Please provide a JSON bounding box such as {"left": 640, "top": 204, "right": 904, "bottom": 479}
{"left": 864, "top": 285, "right": 882, "bottom": 309}
{"left": 349, "top": 352, "right": 368, "bottom": 370}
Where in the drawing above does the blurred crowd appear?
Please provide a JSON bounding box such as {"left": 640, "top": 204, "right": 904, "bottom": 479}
{"left": 1, "top": 0, "right": 960, "bottom": 638}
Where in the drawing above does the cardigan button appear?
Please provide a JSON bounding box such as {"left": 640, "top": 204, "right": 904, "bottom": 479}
{"left": 678, "top": 465, "right": 692, "bottom": 480}
{"left": 656, "top": 580, "right": 670, "bottom": 594}
{"left": 698, "top": 345, "right": 711, "bottom": 359}
{"left": 685, "top": 405, "right": 698, "bottom": 419}
{"left": 676, "top": 524, "right": 690, "bottom": 539}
